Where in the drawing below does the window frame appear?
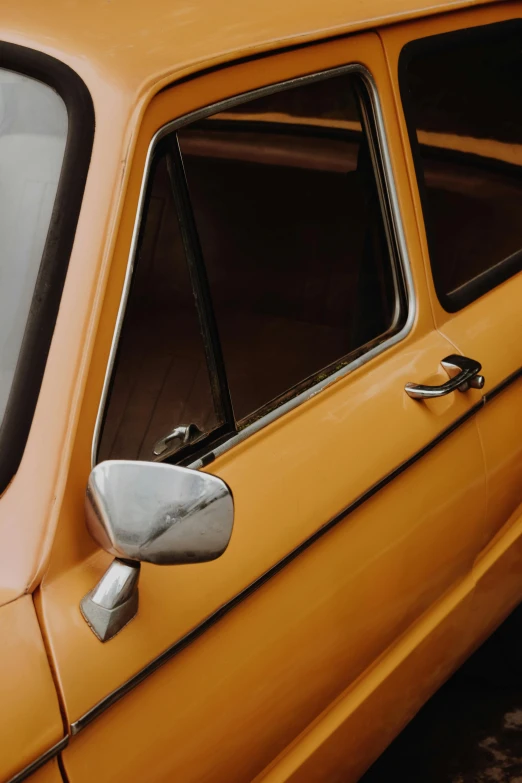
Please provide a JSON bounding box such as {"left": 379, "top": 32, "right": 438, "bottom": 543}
{"left": 92, "top": 62, "right": 415, "bottom": 469}
{"left": 398, "top": 19, "right": 522, "bottom": 313}
{"left": 0, "top": 42, "right": 95, "bottom": 495}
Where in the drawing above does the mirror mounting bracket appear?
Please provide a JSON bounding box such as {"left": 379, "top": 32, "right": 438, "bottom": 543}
{"left": 80, "top": 558, "right": 140, "bottom": 642}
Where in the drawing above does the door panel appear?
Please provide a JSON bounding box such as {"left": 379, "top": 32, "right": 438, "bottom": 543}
{"left": 438, "top": 282, "right": 522, "bottom": 541}
{"left": 381, "top": 3, "right": 522, "bottom": 548}
{"left": 41, "top": 330, "right": 486, "bottom": 733}
{"left": 257, "top": 584, "right": 476, "bottom": 783}
{"left": 27, "top": 760, "right": 64, "bottom": 783}
{"left": 40, "top": 33, "right": 487, "bottom": 782}
{"left": 0, "top": 596, "right": 64, "bottom": 783}
{"left": 62, "top": 421, "right": 482, "bottom": 783}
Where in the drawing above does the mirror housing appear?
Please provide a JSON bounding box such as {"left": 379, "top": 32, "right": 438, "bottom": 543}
{"left": 81, "top": 460, "right": 234, "bottom": 642}
{"left": 85, "top": 460, "right": 234, "bottom": 565}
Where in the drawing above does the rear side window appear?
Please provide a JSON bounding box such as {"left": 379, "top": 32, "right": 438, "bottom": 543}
{"left": 400, "top": 22, "right": 522, "bottom": 311}
{"left": 98, "top": 69, "right": 407, "bottom": 464}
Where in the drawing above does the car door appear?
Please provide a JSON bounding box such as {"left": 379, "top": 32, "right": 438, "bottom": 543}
{"left": 39, "top": 33, "right": 487, "bottom": 783}
{"left": 382, "top": 3, "right": 522, "bottom": 644}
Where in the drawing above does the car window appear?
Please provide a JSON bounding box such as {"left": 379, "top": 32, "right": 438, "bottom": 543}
{"left": 400, "top": 22, "right": 522, "bottom": 311}
{"left": 98, "top": 69, "right": 406, "bottom": 464}
{"left": 98, "top": 153, "right": 224, "bottom": 462}
{"left": 0, "top": 69, "right": 67, "bottom": 426}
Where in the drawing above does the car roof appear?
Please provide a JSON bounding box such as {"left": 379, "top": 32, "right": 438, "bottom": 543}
{"left": 0, "top": 0, "right": 492, "bottom": 99}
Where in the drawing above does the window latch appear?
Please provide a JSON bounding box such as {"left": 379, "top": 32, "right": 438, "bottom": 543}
{"left": 153, "top": 423, "right": 203, "bottom": 458}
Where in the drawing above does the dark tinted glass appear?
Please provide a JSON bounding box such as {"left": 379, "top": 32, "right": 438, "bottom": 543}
{"left": 401, "top": 24, "right": 522, "bottom": 309}
{"left": 179, "top": 73, "right": 403, "bottom": 426}
{"left": 98, "top": 155, "right": 221, "bottom": 461}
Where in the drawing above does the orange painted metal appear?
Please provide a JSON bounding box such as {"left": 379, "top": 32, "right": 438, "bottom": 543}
{"left": 42, "top": 30, "right": 489, "bottom": 783}
{"left": 1, "top": 1, "right": 521, "bottom": 782}
{"left": 0, "top": 596, "right": 63, "bottom": 783}
{"left": 62, "top": 519, "right": 478, "bottom": 783}
{"left": 25, "top": 759, "right": 64, "bottom": 783}
{"left": 0, "top": 0, "right": 496, "bottom": 604}
{"left": 381, "top": 0, "right": 522, "bottom": 630}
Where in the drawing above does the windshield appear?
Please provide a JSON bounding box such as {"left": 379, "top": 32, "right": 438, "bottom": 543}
{"left": 0, "top": 69, "right": 67, "bottom": 425}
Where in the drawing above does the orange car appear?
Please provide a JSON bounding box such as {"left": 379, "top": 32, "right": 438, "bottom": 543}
{"left": 3, "top": 1, "right": 522, "bottom": 781}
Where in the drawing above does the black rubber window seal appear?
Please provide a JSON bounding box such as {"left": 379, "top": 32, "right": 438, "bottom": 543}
{"left": 0, "top": 41, "right": 95, "bottom": 494}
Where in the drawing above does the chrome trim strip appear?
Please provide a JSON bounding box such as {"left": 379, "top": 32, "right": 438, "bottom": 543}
{"left": 7, "top": 737, "right": 68, "bottom": 783}
{"left": 483, "top": 365, "right": 522, "bottom": 404}
{"left": 91, "top": 63, "right": 416, "bottom": 467}
{"left": 74, "top": 397, "right": 484, "bottom": 736}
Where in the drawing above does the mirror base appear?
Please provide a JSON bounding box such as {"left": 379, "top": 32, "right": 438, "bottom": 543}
{"left": 80, "top": 559, "right": 140, "bottom": 642}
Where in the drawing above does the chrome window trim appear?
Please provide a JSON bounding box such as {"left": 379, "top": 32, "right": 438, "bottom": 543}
{"left": 91, "top": 63, "right": 416, "bottom": 468}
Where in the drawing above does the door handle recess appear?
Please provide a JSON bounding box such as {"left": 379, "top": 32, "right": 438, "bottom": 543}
{"left": 405, "top": 354, "right": 485, "bottom": 400}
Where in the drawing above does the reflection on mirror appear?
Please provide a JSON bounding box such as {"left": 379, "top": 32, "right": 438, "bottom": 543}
{"left": 85, "top": 460, "right": 234, "bottom": 565}
{"left": 81, "top": 460, "right": 234, "bottom": 641}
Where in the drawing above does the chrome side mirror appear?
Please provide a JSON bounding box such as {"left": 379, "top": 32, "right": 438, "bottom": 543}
{"left": 80, "top": 460, "right": 234, "bottom": 641}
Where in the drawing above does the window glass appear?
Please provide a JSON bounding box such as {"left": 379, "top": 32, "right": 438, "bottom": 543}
{"left": 98, "top": 155, "right": 222, "bottom": 462}
{"left": 0, "top": 69, "right": 67, "bottom": 426}
{"left": 99, "top": 71, "right": 405, "bottom": 463}
{"left": 179, "top": 73, "right": 403, "bottom": 425}
{"left": 400, "top": 25, "right": 522, "bottom": 309}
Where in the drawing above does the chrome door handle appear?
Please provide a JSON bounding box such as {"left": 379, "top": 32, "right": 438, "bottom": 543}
{"left": 405, "top": 354, "right": 485, "bottom": 400}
